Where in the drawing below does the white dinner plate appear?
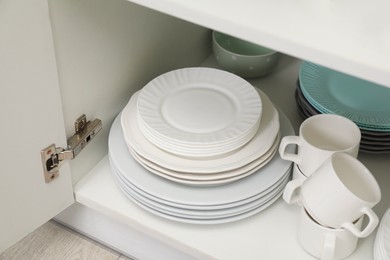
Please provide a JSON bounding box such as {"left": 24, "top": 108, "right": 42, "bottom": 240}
{"left": 111, "top": 152, "right": 291, "bottom": 210}
{"left": 108, "top": 105, "right": 293, "bottom": 207}
{"left": 121, "top": 88, "right": 279, "bottom": 173}
{"left": 127, "top": 137, "right": 277, "bottom": 187}
{"left": 136, "top": 67, "right": 262, "bottom": 146}
{"left": 116, "top": 180, "right": 285, "bottom": 225}
{"left": 119, "top": 176, "right": 287, "bottom": 221}
{"left": 112, "top": 165, "right": 289, "bottom": 219}
{"left": 112, "top": 163, "right": 290, "bottom": 217}
{"left": 127, "top": 133, "right": 280, "bottom": 183}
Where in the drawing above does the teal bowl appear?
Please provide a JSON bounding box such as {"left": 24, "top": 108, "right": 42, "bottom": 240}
{"left": 212, "top": 31, "right": 280, "bottom": 78}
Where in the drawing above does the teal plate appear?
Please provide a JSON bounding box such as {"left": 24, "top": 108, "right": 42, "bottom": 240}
{"left": 299, "top": 62, "right": 390, "bottom": 131}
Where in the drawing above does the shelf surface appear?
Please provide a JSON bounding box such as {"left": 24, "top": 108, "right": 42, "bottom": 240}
{"left": 127, "top": 0, "right": 390, "bottom": 88}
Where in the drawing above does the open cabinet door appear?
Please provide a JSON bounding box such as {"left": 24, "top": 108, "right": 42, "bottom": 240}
{"left": 0, "top": 0, "right": 74, "bottom": 252}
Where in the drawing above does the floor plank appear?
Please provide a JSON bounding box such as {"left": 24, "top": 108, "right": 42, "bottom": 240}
{"left": 0, "top": 221, "right": 122, "bottom": 260}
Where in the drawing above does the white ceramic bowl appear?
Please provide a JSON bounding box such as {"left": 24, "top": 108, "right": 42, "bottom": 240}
{"left": 212, "top": 31, "right": 280, "bottom": 78}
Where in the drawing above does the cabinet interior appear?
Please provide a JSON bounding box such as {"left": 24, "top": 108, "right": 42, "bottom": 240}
{"left": 48, "top": 0, "right": 390, "bottom": 259}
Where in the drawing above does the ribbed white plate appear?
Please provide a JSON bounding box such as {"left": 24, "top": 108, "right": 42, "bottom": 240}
{"left": 138, "top": 120, "right": 260, "bottom": 158}
{"left": 121, "top": 88, "right": 279, "bottom": 173}
{"left": 137, "top": 67, "right": 262, "bottom": 146}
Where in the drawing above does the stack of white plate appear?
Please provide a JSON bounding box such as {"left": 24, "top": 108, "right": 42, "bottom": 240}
{"left": 374, "top": 208, "right": 390, "bottom": 260}
{"left": 108, "top": 108, "right": 294, "bottom": 224}
{"left": 109, "top": 67, "right": 294, "bottom": 223}
{"left": 120, "top": 68, "right": 281, "bottom": 186}
{"left": 135, "top": 67, "right": 262, "bottom": 158}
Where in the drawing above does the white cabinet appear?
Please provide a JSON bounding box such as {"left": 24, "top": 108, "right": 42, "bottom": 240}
{"left": 1, "top": 0, "right": 389, "bottom": 259}
{"left": 0, "top": 0, "right": 74, "bottom": 252}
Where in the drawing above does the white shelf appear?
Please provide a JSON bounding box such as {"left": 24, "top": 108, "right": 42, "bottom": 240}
{"left": 73, "top": 56, "right": 390, "bottom": 259}
{"left": 75, "top": 156, "right": 380, "bottom": 260}
{"left": 74, "top": 156, "right": 376, "bottom": 260}
{"left": 127, "top": 0, "right": 390, "bottom": 88}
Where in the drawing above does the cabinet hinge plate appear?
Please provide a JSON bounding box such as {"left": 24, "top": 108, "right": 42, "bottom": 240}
{"left": 41, "top": 114, "right": 102, "bottom": 183}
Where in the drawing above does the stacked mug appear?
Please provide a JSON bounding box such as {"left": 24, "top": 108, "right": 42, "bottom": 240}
{"left": 279, "top": 114, "right": 382, "bottom": 260}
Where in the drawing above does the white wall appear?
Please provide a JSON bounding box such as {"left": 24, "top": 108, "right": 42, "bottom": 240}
{"left": 49, "top": 0, "right": 211, "bottom": 184}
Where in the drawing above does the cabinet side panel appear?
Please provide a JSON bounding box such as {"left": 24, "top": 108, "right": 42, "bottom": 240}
{"left": 49, "top": 0, "right": 211, "bottom": 184}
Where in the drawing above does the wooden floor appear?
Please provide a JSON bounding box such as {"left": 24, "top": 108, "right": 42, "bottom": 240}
{"left": 0, "top": 221, "right": 133, "bottom": 260}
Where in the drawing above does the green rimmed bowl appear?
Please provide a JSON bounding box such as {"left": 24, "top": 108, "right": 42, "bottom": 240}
{"left": 212, "top": 31, "right": 280, "bottom": 78}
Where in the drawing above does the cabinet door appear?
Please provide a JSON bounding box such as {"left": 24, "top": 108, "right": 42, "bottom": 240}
{"left": 0, "top": 0, "right": 74, "bottom": 252}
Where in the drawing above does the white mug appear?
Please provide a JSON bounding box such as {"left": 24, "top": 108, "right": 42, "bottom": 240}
{"left": 283, "top": 152, "right": 381, "bottom": 237}
{"left": 292, "top": 163, "right": 307, "bottom": 181}
{"left": 279, "top": 114, "right": 361, "bottom": 176}
{"left": 298, "top": 207, "right": 363, "bottom": 260}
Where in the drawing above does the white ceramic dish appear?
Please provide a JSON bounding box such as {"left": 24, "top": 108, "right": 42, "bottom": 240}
{"left": 127, "top": 133, "right": 279, "bottom": 183}
{"left": 121, "top": 88, "right": 279, "bottom": 173}
{"left": 129, "top": 135, "right": 280, "bottom": 181}
{"left": 127, "top": 138, "right": 278, "bottom": 187}
{"left": 111, "top": 153, "right": 291, "bottom": 211}
{"left": 136, "top": 67, "right": 262, "bottom": 146}
{"left": 114, "top": 165, "right": 290, "bottom": 216}
{"left": 115, "top": 178, "right": 285, "bottom": 225}
{"left": 108, "top": 106, "right": 293, "bottom": 207}
{"left": 112, "top": 166, "right": 289, "bottom": 219}
{"left": 122, "top": 178, "right": 287, "bottom": 220}
{"left": 138, "top": 121, "right": 261, "bottom": 159}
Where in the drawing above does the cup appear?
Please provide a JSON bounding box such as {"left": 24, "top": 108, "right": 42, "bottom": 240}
{"left": 279, "top": 114, "right": 361, "bottom": 176}
{"left": 283, "top": 152, "right": 381, "bottom": 237}
{"left": 298, "top": 207, "right": 363, "bottom": 260}
{"left": 292, "top": 163, "right": 307, "bottom": 181}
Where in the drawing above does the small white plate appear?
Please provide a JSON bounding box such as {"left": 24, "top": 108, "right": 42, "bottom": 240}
{"left": 136, "top": 67, "right": 262, "bottom": 146}
{"left": 121, "top": 88, "right": 279, "bottom": 173}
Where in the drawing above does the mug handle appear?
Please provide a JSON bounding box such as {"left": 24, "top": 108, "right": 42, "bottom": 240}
{"left": 341, "top": 207, "right": 379, "bottom": 238}
{"left": 279, "top": 136, "right": 302, "bottom": 164}
{"left": 321, "top": 234, "right": 336, "bottom": 260}
{"left": 282, "top": 178, "right": 305, "bottom": 205}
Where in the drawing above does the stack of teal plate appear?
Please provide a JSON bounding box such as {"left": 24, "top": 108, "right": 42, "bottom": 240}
{"left": 295, "top": 61, "right": 390, "bottom": 154}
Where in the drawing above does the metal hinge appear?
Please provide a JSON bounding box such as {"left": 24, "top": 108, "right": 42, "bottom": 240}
{"left": 41, "top": 114, "right": 102, "bottom": 183}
